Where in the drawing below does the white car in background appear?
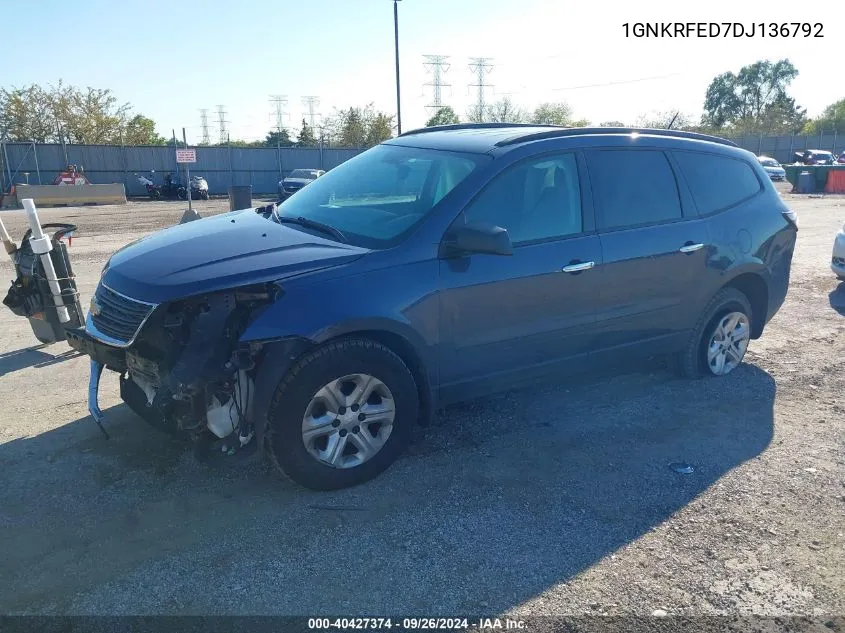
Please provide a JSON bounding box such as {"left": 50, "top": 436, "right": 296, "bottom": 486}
{"left": 757, "top": 155, "right": 786, "bottom": 181}
{"left": 833, "top": 222, "right": 845, "bottom": 281}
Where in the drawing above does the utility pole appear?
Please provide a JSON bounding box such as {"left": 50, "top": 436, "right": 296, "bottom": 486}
{"left": 199, "top": 109, "right": 211, "bottom": 145}
{"left": 216, "top": 105, "right": 229, "bottom": 144}
{"left": 393, "top": 0, "right": 402, "bottom": 134}
{"left": 423, "top": 54, "right": 451, "bottom": 115}
{"left": 468, "top": 57, "right": 494, "bottom": 123}
{"left": 302, "top": 96, "right": 321, "bottom": 130}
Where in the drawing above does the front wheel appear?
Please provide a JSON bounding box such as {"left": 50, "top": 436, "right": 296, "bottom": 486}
{"left": 670, "top": 287, "right": 753, "bottom": 379}
{"left": 177, "top": 188, "right": 187, "bottom": 201}
{"left": 265, "top": 339, "right": 418, "bottom": 490}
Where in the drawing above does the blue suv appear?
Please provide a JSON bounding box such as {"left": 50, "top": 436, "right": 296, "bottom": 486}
{"left": 67, "top": 125, "right": 798, "bottom": 490}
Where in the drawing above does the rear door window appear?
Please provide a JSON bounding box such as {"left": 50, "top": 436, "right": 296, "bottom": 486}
{"left": 673, "top": 151, "right": 761, "bottom": 215}
{"left": 585, "top": 149, "right": 682, "bottom": 231}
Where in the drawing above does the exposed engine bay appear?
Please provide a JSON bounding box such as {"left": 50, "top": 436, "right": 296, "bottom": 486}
{"left": 69, "top": 283, "right": 280, "bottom": 453}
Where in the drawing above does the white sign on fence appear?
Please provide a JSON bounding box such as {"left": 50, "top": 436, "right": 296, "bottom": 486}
{"left": 176, "top": 149, "right": 196, "bottom": 163}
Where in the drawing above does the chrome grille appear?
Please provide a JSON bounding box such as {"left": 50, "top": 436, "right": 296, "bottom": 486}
{"left": 89, "top": 283, "right": 155, "bottom": 345}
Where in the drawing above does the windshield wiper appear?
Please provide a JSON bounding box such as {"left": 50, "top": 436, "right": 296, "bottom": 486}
{"left": 274, "top": 213, "right": 347, "bottom": 243}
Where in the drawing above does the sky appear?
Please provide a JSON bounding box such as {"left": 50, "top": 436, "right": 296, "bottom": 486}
{"left": 5, "top": 0, "right": 841, "bottom": 144}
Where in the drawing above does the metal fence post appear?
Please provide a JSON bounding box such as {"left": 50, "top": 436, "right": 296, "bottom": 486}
{"left": 228, "top": 134, "right": 233, "bottom": 187}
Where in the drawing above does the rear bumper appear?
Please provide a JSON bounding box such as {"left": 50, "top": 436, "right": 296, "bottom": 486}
{"left": 833, "top": 231, "right": 845, "bottom": 277}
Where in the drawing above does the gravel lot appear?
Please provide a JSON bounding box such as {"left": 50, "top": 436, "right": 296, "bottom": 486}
{"left": 0, "top": 188, "right": 842, "bottom": 619}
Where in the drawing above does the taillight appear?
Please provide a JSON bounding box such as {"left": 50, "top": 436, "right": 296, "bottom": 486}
{"left": 782, "top": 209, "right": 798, "bottom": 229}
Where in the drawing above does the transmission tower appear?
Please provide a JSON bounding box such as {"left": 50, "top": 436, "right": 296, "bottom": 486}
{"left": 468, "top": 57, "right": 494, "bottom": 122}
{"left": 198, "top": 109, "right": 210, "bottom": 145}
{"left": 423, "top": 55, "right": 451, "bottom": 114}
{"left": 216, "top": 105, "right": 229, "bottom": 144}
{"left": 301, "top": 96, "right": 321, "bottom": 129}
{"left": 269, "top": 95, "right": 289, "bottom": 137}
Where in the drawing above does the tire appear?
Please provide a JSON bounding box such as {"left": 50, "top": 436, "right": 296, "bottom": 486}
{"left": 177, "top": 188, "right": 187, "bottom": 201}
{"left": 265, "top": 339, "right": 418, "bottom": 490}
{"left": 670, "top": 287, "right": 754, "bottom": 379}
{"left": 150, "top": 189, "right": 161, "bottom": 200}
{"left": 201, "top": 191, "right": 209, "bottom": 200}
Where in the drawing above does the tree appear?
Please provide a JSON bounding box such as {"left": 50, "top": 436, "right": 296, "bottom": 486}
{"left": 425, "top": 106, "right": 460, "bottom": 127}
{"left": 297, "top": 119, "right": 317, "bottom": 146}
{"left": 702, "top": 59, "right": 806, "bottom": 133}
{"left": 531, "top": 102, "right": 574, "bottom": 126}
{"left": 0, "top": 85, "right": 54, "bottom": 142}
{"left": 264, "top": 128, "right": 294, "bottom": 147}
{"left": 0, "top": 81, "right": 164, "bottom": 144}
{"left": 485, "top": 97, "right": 527, "bottom": 123}
{"left": 365, "top": 112, "right": 394, "bottom": 146}
{"left": 323, "top": 104, "right": 394, "bottom": 148}
{"left": 598, "top": 120, "right": 627, "bottom": 127}
{"left": 802, "top": 98, "right": 845, "bottom": 134}
{"left": 123, "top": 115, "right": 166, "bottom": 145}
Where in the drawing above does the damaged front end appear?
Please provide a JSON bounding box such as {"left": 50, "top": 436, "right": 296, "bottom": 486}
{"left": 67, "top": 282, "right": 280, "bottom": 453}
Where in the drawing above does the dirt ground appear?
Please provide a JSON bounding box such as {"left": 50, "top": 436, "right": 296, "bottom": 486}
{"left": 0, "top": 189, "right": 843, "bottom": 619}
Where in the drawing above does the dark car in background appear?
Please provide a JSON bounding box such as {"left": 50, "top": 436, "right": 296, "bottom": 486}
{"left": 757, "top": 155, "right": 786, "bottom": 181}
{"left": 795, "top": 149, "right": 836, "bottom": 165}
{"left": 69, "top": 124, "right": 797, "bottom": 491}
{"left": 278, "top": 168, "right": 325, "bottom": 199}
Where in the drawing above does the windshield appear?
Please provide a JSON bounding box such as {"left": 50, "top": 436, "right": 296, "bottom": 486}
{"left": 289, "top": 169, "right": 320, "bottom": 179}
{"left": 759, "top": 158, "right": 779, "bottom": 167}
{"left": 276, "top": 144, "right": 486, "bottom": 248}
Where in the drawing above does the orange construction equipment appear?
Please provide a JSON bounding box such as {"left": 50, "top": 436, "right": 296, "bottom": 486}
{"left": 824, "top": 169, "right": 845, "bottom": 193}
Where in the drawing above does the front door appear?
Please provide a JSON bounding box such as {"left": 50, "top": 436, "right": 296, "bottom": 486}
{"left": 437, "top": 151, "right": 602, "bottom": 401}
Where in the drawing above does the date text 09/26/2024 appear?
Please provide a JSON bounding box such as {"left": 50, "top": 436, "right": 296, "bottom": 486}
{"left": 308, "top": 618, "right": 526, "bottom": 630}
{"left": 623, "top": 22, "right": 823, "bottom": 38}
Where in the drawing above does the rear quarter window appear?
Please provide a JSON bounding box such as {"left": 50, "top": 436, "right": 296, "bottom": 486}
{"left": 673, "top": 151, "right": 762, "bottom": 215}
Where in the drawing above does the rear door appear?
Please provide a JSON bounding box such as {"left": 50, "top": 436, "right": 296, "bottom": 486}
{"left": 585, "top": 148, "right": 711, "bottom": 358}
{"left": 437, "top": 151, "right": 602, "bottom": 400}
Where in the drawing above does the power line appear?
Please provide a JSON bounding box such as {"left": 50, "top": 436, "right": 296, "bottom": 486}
{"left": 468, "top": 57, "right": 494, "bottom": 122}
{"left": 216, "top": 105, "right": 229, "bottom": 144}
{"left": 549, "top": 73, "right": 682, "bottom": 92}
{"left": 423, "top": 55, "right": 451, "bottom": 114}
{"left": 269, "top": 95, "right": 289, "bottom": 136}
{"left": 198, "top": 109, "right": 210, "bottom": 145}
{"left": 301, "top": 96, "right": 321, "bottom": 129}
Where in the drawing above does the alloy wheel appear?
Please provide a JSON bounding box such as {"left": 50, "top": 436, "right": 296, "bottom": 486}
{"left": 707, "top": 311, "right": 750, "bottom": 375}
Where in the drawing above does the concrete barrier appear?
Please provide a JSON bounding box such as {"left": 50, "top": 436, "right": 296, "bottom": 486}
{"left": 13, "top": 184, "right": 127, "bottom": 206}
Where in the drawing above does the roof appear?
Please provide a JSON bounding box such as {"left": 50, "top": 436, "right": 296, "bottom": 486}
{"left": 386, "top": 123, "right": 739, "bottom": 154}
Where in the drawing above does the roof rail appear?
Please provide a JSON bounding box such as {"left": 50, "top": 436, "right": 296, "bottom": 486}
{"left": 398, "top": 122, "right": 559, "bottom": 137}
{"left": 493, "top": 127, "right": 739, "bottom": 148}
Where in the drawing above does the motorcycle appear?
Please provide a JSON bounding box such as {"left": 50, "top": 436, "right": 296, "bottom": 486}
{"left": 135, "top": 171, "right": 188, "bottom": 200}
{"left": 190, "top": 175, "right": 210, "bottom": 200}
{"left": 135, "top": 171, "right": 162, "bottom": 199}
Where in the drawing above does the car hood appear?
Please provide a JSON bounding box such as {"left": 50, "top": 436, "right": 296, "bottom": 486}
{"left": 102, "top": 209, "right": 368, "bottom": 304}
{"left": 763, "top": 165, "right": 785, "bottom": 172}
{"left": 282, "top": 178, "right": 313, "bottom": 186}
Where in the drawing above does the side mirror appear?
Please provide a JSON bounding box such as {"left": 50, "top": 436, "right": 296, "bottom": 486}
{"left": 443, "top": 222, "right": 513, "bottom": 257}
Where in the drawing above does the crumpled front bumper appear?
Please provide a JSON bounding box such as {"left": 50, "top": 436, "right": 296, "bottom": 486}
{"left": 65, "top": 327, "right": 127, "bottom": 428}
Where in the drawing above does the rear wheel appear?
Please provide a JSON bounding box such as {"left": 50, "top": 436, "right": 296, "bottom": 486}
{"left": 265, "top": 339, "right": 418, "bottom": 490}
{"left": 670, "top": 287, "right": 753, "bottom": 379}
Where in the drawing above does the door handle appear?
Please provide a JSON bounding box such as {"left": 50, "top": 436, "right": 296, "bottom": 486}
{"left": 679, "top": 242, "right": 705, "bottom": 253}
{"left": 561, "top": 261, "right": 595, "bottom": 273}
